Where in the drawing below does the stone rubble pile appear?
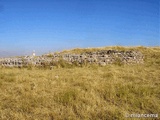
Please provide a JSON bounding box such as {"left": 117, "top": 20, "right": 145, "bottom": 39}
{"left": 0, "top": 50, "right": 144, "bottom": 67}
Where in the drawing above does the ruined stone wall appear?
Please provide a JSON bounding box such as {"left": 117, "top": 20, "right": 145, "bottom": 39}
{"left": 0, "top": 50, "right": 144, "bottom": 67}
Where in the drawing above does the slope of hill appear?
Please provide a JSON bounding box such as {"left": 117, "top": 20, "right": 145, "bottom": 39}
{"left": 0, "top": 46, "right": 160, "bottom": 119}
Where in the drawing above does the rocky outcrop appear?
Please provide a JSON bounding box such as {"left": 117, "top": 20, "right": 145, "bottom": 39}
{"left": 0, "top": 50, "right": 144, "bottom": 67}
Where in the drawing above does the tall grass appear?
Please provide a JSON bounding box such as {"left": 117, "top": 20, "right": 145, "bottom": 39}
{"left": 0, "top": 46, "right": 160, "bottom": 120}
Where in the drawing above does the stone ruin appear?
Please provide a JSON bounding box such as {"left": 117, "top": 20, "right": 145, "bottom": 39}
{"left": 0, "top": 50, "right": 144, "bottom": 67}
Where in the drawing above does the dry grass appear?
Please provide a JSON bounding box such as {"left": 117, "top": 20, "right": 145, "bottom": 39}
{"left": 0, "top": 46, "right": 160, "bottom": 120}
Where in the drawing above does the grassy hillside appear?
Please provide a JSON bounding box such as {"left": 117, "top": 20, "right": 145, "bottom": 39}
{"left": 0, "top": 46, "right": 160, "bottom": 120}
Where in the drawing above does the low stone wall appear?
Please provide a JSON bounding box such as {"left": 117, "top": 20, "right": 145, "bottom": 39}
{"left": 0, "top": 50, "right": 144, "bottom": 67}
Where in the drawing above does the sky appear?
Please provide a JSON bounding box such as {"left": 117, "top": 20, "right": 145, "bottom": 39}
{"left": 0, "top": 0, "right": 159, "bottom": 57}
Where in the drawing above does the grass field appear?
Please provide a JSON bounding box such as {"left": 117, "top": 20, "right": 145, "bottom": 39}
{"left": 0, "top": 46, "right": 160, "bottom": 120}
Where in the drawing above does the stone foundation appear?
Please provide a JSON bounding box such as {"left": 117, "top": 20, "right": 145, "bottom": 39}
{"left": 0, "top": 50, "right": 144, "bottom": 67}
